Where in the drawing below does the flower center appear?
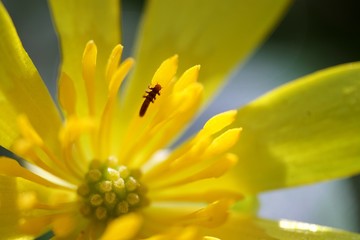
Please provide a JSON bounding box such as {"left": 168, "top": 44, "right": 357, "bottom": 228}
{"left": 77, "top": 157, "right": 149, "bottom": 221}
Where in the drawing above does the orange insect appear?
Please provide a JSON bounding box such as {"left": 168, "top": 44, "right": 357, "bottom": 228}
{"left": 139, "top": 84, "right": 162, "bottom": 117}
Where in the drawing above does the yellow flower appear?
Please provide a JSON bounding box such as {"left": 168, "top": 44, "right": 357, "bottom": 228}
{"left": 1, "top": 0, "right": 360, "bottom": 239}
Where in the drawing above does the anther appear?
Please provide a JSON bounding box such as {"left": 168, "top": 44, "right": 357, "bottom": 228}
{"left": 90, "top": 194, "right": 103, "bottom": 206}
{"left": 104, "top": 192, "right": 117, "bottom": 207}
{"left": 116, "top": 201, "right": 129, "bottom": 215}
{"left": 127, "top": 193, "right": 140, "bottom": 206}
{"left": 106, "top": 168, "right": 120, "bottom": 180}
{"left": 125, "top": 177, "right": 138, "bottom": 191}
{"left": 87, "top": 169, "right": 102, "bottom": 182}
{"left": 118, "top": 166, "right": 130, "bottom": 179}
{"left": 97, "top": 180, "right": 112, "bottom": 193}
{"left": 96, "top": 206, "right": 107, "bottom": 220}
{"left": 113, "top": 178, "right": 126, "bottom": 196}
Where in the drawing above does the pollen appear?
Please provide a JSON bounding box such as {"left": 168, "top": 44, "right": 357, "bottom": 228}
{"left": 77, "top": 157, "right": 149, "bottom": 221}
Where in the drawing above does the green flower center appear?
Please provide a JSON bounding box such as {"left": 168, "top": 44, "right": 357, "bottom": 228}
{"left": 77, "top": 158, "right": 149, "bottom": 221}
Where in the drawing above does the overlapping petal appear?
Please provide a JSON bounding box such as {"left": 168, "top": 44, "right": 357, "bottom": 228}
{"left": 232, "top": 62, "right": 360, "bottom": 193}
{"left": 123, "top": 0, "right": 291, "bottom": 119}
{"left": 0, "top": 2, "right": 61, "bottom": 149}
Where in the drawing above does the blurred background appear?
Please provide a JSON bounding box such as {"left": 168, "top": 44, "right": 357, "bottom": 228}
{"left": 2, "top": 0, "right": 360, "bottom": 233}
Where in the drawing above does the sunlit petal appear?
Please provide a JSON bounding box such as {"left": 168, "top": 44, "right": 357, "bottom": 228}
{"left": 122, "top": 0, "right": 290, "bottom": 119}
{"left": 0, "top": 3, "right": 61, "bottom": 149}
{"left": 204, "top": 214, "right": 360, "bottom": 240}
{"left": 269, "top": 219, "right": 360, "bottom": 239}
{"left": 232, "top": 62, "right": 360, "bottom": 193}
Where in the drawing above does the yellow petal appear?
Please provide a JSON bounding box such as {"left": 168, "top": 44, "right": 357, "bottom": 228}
{"left": 52, "top": 214, "right": 77, "bottom": 238}
{"left": 0, "top": 96, "right": 18, "bottom": 148}
{"left": 0, "top": 157, "right": 71, "bottom": 190}
{"left": 101, "top": 213, "right": 142, "bottom": 240}
{"left": 204, "top": 214, "right": 360, "bottom": 240}
{"left": 0, "top": 176, "right": 32, "bottom": 239}
{"left": 0, "top": 3, "right": 61, "bottom": 149}
{"left": 232, "top": 62, "right": 360, "bottom": 193}
{"left": 123, "top": 0, "right": 290, "bottom": 115}
{"left": 19, "top": 216, "right": 52, "bottom": 237}
{"left": 48, "top": 0, "right": 120, "bottom": 116}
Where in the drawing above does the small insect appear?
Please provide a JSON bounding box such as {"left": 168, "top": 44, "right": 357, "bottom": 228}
{"left": 139, "top": 83, "right": 162, "bottom": 117}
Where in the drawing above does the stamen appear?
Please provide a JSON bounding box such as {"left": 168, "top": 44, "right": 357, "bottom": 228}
{"left": 119, "top": 79, "right": 203, "bottom": 168}
{"left": 150, "top": 189, "right": 243, "bottom": 203}
{"left": 180, "top": 199, "right": 232, "bottom": 228}
{"left": 151, "top": 55, "right": 178, "bottom": 87}
{"left": 173, "top": 65, "right": 200, "bottom": 93}
{"left": 58, "top": 72, "right": 77, "bottom": 116}
{"left": 82, "top": 41, "right": 97, "bottom": 116}
{"left": 117, "top": 55, "right": 180, "bottom": 164}
{"left": 59, "top": 116, "right": 96, "bottom": 179}
{"left": 105, "top": 44, "right": 123, "bottom": 85}
{"left": 97, "top": 58, "right": 134, "bottom": 158}
{"left": 16, "top": 115, "right": 80, "bottom": 183}
{"left": 201, "top": 110, "right": 238, "bottom": 135}
{"left": 204, "top": 128, "right": 242, "bottom": 156}
{"left": 149, "top": 153, "right": 238, "bottom": 190}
